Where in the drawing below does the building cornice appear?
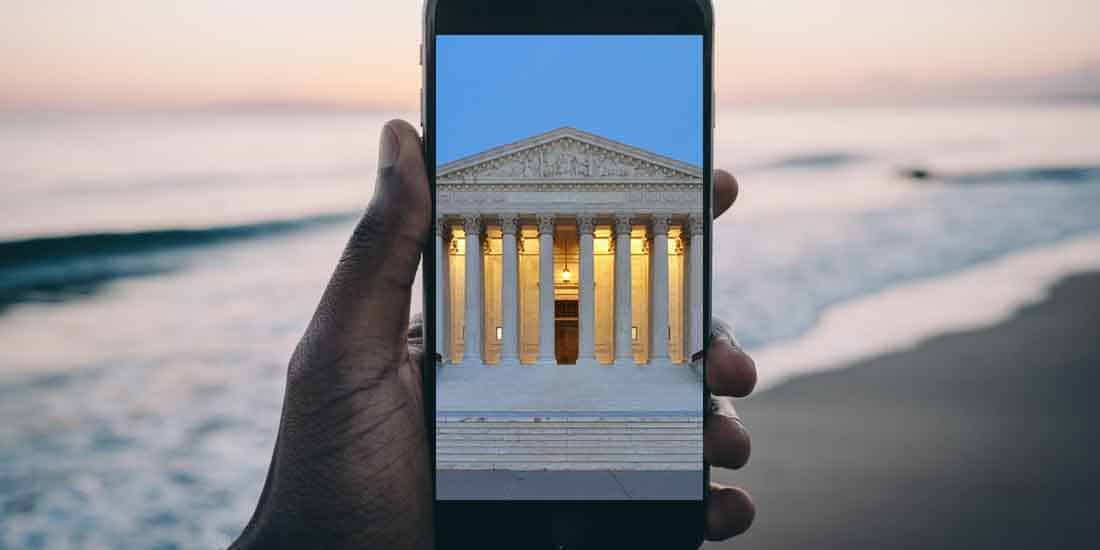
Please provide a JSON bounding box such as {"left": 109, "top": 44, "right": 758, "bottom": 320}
{"left": 438, "top": 127, "right": 704, "bottom": 184}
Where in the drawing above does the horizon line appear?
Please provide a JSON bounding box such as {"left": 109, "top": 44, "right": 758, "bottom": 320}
{"left": 2, "top": 93, "right": 1098, "bottom": 116}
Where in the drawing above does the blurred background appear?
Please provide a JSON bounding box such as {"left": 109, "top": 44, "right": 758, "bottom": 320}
{"left": 1, "top": 1, "right": 1098, "bottom": 548}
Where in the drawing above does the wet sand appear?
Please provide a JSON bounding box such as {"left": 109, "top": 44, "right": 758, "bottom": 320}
{"left": 709, "top": 272, "right": 1100, "bottom": 549}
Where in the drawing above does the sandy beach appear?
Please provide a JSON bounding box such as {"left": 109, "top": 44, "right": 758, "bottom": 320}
{"left": 708, "top": 271, "right": 1100, "bottom": 549}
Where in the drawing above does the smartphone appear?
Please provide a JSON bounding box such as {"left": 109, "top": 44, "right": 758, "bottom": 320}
{"left": 422, "top": 1, "right": 713, "bottom": 547}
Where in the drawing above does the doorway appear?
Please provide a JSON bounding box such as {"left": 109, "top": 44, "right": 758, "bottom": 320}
{"left": 554, "top": 299, "right": 578, "bottom": 364}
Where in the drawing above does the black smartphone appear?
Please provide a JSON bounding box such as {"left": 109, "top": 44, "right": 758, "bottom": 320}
{"left": 422, "top": 1, "right": 713, "bottom": 547}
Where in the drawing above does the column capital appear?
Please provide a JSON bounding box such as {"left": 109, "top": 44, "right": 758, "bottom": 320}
{"left": 537, "top": 214, "right": 555, "bottom": 235}
{"left": 613, "top": 214, "right": 632, "bottom": 235}
{"left": 462, "top": 214, "right": 481, "bottom": 235}
{"left": 688, "top": 214, "right": 705, "bottom": 236}
{"left": 650, "top": 215, "right": 671, "bottom": 235}
{"left": 500, "top": 213, "right": 519, "bottom": 235}
{"left": 577, "top": 214, "right": 596, "bottom": 235}
{"left": 435, "top": 216, "right": 450, "bottom": 238}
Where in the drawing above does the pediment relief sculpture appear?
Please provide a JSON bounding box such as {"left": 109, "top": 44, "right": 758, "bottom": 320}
{"left": 438, "top": 128, "right": 702, "bottom": 183}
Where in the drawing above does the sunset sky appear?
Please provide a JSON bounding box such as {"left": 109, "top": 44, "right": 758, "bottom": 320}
{"left": 2, "top": 0, "right": 1098, "bottom": 111}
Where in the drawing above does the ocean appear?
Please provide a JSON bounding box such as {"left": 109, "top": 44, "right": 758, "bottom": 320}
{"left": 2, "top": 105, "right": 1099, "bottom": 548}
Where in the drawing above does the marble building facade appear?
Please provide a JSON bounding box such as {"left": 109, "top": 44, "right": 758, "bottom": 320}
{"left": 434, "top": 127, "right": 705, "bottom": 368}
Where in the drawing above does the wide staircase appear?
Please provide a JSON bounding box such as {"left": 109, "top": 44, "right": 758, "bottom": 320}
{"left": 436, "top": 414, "right": 703, "bottom": 471}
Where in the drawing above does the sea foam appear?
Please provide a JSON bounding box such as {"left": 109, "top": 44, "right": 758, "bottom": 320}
{"left": 751, "top": 232, "right": 1100, "bottom": 391}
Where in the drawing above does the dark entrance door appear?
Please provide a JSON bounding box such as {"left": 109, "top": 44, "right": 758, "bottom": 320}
{"left": 554, "top": 299, "right": 579, "bottom": 364}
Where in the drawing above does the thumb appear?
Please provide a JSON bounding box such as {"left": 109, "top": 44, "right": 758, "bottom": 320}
{"left": 298, "top": 119, "right": 431, "bottom": 368}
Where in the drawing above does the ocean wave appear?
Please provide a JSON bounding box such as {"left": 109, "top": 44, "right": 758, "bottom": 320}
{"left": 899, "top": 163, "right": 1100, "bottom": 184}
{"left": 51, "top": 163, "right": 374, "bottom": 195}
{"left": 0, "top": 212, "right": 356, "bottom": 310}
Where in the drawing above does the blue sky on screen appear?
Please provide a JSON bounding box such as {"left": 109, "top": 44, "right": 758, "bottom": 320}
{"left": 436, "top": 35, "right": 702, "bottom": 166}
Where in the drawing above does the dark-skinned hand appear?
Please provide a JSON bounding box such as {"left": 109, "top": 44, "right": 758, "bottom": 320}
{"left": 231, "top": 120, "right": 756, "bottom": 549}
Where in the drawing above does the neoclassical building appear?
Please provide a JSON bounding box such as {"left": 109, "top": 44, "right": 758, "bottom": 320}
{"left": 434, "top": 127, "right": 704, "bottom": 368}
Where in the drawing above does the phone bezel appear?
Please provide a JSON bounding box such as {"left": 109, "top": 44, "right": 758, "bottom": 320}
{"left": 422, "top": 0, "right": 713, "bottom": 545}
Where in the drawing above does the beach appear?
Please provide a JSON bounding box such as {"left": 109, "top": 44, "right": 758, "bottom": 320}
{"left": 709, "top": 271, "right": 1100, "bottom": 549}
{"left": 2, "top": 105, "right": 1099, "bottom": 547}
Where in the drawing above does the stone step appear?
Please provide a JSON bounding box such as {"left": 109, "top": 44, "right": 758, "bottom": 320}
{"left": 437, "top": 418, "right": 701, "bottom": 425}
{"left": 438, "top": 453, "right": 698, "bottom": 461}
{"left": 438, "top": 421, "right": 700, "bottom": 429}
{"left": 437, "top": 447, "right": 698, "bottom": 454}
{"left": 439, "top": 425, "right": 699, "bottom": 429}
{"left": 435, "top": 429, "right": 695, "bottom": 437}
{"left": 436, "top": 462, "right": 701, "bottom": 471}
{"left": 438, "top": 434, "right": 700, "bottom": 443}
{"left": 435, "top": 415, "right": 699, "bottom": 420}
{"left": 438, "top": 450, "right": 699, "bottom": 457}
{"left": 437, "top": 420, "right": 695, "bottom": 429}
{"left": 436, "top": 416, "right": 702, "bottom": 470}
{"left": 438, "top": 440, "right": 699, "bottom": 448}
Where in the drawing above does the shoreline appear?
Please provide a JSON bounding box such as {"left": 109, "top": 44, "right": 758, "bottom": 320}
{"left": 750, "top": 231, "right": 1100, "bottom": 391}
{"left": 710, "top": 269, "right": 1100, "bottom": 549}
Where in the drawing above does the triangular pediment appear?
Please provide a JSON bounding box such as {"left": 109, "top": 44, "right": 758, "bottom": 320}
{"left": 437, "top": 127, "right": 703, "bottom": 183}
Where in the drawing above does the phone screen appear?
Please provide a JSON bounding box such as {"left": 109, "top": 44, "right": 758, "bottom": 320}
{"left": 432, "top": 34, "right": 705, "bottom": 501}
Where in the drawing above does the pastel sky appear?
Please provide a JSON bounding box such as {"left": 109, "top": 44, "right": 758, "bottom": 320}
{"left": 2, "top": 0, "right": 1098, "bottom": 110}
{"left": 436, "top": 36, "right": 702, "bottom": 166}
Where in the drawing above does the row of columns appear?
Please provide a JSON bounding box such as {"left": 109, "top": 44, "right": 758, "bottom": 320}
{"left": 435, "top": 213, "right": 704, "bottom": 366}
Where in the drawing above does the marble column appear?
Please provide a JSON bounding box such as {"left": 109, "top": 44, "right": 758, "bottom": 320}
{"left": 435, "top": 217, "right": 448, "bottom": 365}
{"left": 499, "top": 214, "right": 519, "bottom": 366}
{"left": 689, "top": 214, "right": 705, "bottom": 359}
{"left": 462, "top": 214, "right": 482, "bottom": 366}
{"left": 613, "top": 214, "right": 633, "bottom": 364}
{"left": 650, "top": 216, "right": 671, "bottom": 363}
{"left": 577, "top": 215, "right": 597, "bottom": 366}
{"left": 537, "top": 214, "right": 556, "bottom": 366}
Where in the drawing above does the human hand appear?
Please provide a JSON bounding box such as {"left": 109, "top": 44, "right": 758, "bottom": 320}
{"left": 231, "top": 119, "right": 755, "bottom": 549}
{"left": 702, "top": 172, "right": 758, "bottom": 539}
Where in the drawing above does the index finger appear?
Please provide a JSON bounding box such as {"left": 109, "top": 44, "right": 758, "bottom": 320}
{"left": 714, "top": 169, "right": 739, "bottom": 219}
